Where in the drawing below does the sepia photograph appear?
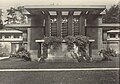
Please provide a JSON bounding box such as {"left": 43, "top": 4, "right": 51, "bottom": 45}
{"left": 0, "top": 0, "right": 120, "bottom": 84}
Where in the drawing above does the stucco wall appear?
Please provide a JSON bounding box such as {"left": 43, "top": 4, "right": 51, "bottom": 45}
{"left": 86, "top": 16, "right": 103, "bottom": 56}
{"left": 27, "top": 15, "right": 44, "bottom": 61}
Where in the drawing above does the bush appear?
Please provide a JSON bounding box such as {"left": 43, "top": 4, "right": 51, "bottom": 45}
{"left": 40, "top": 36, "right": 63, "bottom": 62}
{"left": 99, "top": 48, "right": 117, "bottom": 61}
{"left": 0, "top": 53, "right": 6, "bottom": 57}
{"left": 64, "top": 36, "right": 75, "bottom": 51}
{"left": 74, "top": 35, "right": 90, "bottom": 62}
{"left": 42, "top": 35, "right": 91, "bottom": 62}
{"left": 16, "top": 46, "right": 31, "bottom": 61}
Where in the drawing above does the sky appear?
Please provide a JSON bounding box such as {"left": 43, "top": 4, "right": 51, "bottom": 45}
{"left": 0, "top": 0, "right": 119, "bottom": 20}
{"left": 0, "top": 0, "right": 119, "bottom": 8}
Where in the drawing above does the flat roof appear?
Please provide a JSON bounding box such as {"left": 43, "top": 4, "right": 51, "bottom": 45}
{"left": 24, "top": 5, "right": 106, "bottom": 15}
{"left": 5, "top": 24, "right": 44, "bottom": 28}
{"left": 24, "top": 5, "right": 106, "bottom": 9}
{"left": 107, "top": 30, "right": 120, "bottom": 33}
{"left": 86, "top": 23, "right": 120, "bottom": 28}
{"left": 0, "top": 30, "right": 22, "bottom": 33}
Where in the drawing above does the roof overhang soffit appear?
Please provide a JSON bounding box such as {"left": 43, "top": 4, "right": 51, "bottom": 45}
{"left": 25, "top": 5, "right": 106, "bottom": 16}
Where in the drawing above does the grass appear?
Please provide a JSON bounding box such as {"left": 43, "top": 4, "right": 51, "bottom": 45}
{"left": 0, "top": 70, "right": 119, "bottom": 84}
{"left": 0, "top": 56, "right": 119, "bottom": 84}
{"left": 0, "top": 56, "right": 119, "bottom": 69}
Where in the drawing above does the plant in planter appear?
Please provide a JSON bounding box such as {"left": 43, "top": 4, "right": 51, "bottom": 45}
{"left": 99, "top": 48, "right": 117, "bottom": 61}
{"left": 75, "top": 35, "right": 90, "bottom": 62}
{"left": 51, "top": 37, "right": 63, "bottom": 52}
{"left": 40, "top": 36, "right": 63, "bottom": 62}
{"left": 64, "top": 36, "right": 75, "bottom": 51}
{"left": 16, "top": 46, "right": 31, "bottom": 61}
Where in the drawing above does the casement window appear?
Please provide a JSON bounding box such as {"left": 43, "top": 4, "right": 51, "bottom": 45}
{"left": 109, "top": 33, "right": 116, "bottom": 38}
{"left": 73, "top": 17, "right": 79, "bottom": 36}
{"left": 50, "top": 18, "right": 57, "bottom": 36}
{"left": 62, "top": 17, "right": 68, "bottom": 37}
{"left": 5, "top": 34, "right": 11, "bottom": 38}
{"left": 14, "top": 34, "right": 20, "bottom": 38}
{"left": 118, "top": 34, "right": 120, "bottom": 38}
{"left": 0, "top": 34, "right": 2, "bottom": 39}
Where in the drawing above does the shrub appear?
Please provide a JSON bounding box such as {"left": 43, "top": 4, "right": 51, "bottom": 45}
{"left": 16, "top": 46, "right": 31, "bottom": 61}
{"left": 74, "top": 35, "right": 90, "bottom": 62}
{"left": 0, "top": 53, "right": 6, "bottom": 57}
{"left": 99, "top": 48, "right": 117, "bottom": 61}
{"left": 40, "top": 36, "right": 63, "bottom": 62}
{"left": 41, "top": 35, "right": 91, "bottom": 62}
{"left": 64, "top": 36, "right": 75, "bottom": 51}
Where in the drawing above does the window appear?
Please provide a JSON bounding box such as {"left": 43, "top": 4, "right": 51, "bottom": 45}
{"left": 118, "top": 34, "right": 120, "bottom": 38}
{"left": 62, "top": 17, "right": 68, "bottom": 37}
{"left": 5, "top": 34, "right": 10, "bottom": 38}
{"left": 14, "top": 34, "right": 20, "bottom": 38}
{"left": 0, "top": 34, "right": 2, "bottom": 39}
{"left": 73, "top": 17, "right": 79, "bottom": 36}
{"left": 109, "top": 34, "right": 116, "bottom": 38}
{"left": 50, "top": 18, "right": 57, "bottom": 36}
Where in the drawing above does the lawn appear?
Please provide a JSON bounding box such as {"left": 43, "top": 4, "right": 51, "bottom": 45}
{"left": 0, "top": 56, "right": 119, "bottom": 69}
{"left": 0, "top": 70, "right": 119, "bottom": 84}
{"left": 0, "top": 56, "right": 119, "bottom": 84}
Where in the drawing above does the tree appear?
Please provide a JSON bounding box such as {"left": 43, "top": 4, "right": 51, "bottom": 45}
{"left": 17, "top": 6, "right": 26, "bottom": 24}
{"left": 4, "top": 7, "right": 18, "bottom": 24}
{"left": 102, "top": 5, "right": 120, "bottom": 23}
{"left": 0, "top": 9, "right": 3, "bottom": 29}
{"left": 4, "top": 6, "right": 26, "bottom": 24}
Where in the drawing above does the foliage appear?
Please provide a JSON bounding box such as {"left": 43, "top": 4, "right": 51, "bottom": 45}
{"left": 17, "top": 6, "right": 26, "bottom": 24}
{"left": 64, "top": 36, "right": 75, "bottom": 51}
{"left": 103, "top": 5, "right": 120, "bottom": 23}
{"left": 16, "top": 46, "right": 31, "bottom": 61}
{"left": 4, "top": 6, "right": 26, "bottom": 24}
{"left": 99, "top": 48, "right": 117, "bottom": 61}
{"left": 0, "top": 53, "right": 6, "bottom": 57}
{"left": 4, "top": 7, "right": 18, "bottom": 24}
{"left": 75, "top": 35, "right": 89, "bottom": 49}
{"left": 0, "top": 9, "right": 2, "bottom": 17}
{"left": 0, "top": 19, "right": 3, "bottom": 29}
{"left": 41, "top": 35, "right": 90, "bottom": 62}
{"left": 74, "top": 35, "right": 90, "bottom": 62}
{"left": 0, "top": 9, "right": 3, "bottom": 29}
{"left": 40, "top": 36, "right": 63, "bottom": 62}
{"left": 44, "top": 36, "right": 63, "bottom": 50}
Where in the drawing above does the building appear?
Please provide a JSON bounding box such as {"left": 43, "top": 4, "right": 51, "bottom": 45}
{"left": 102, "top": 24, "right": 120, "bottom": 53}
{"left": 0, "top": 29, "right": 23, "bottom": 54}
{"left": 22, "top": 5, "right": 106, "bottom": 61}
{"left": 106, "top": 29, "right": 120, "bottom": 54}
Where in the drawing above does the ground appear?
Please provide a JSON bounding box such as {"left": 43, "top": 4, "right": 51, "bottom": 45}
{"left": 0, "top": 70, "right": 119, "bottom": 84}
{"left": 0, "top": 56, "right": 119, "bottom": 84}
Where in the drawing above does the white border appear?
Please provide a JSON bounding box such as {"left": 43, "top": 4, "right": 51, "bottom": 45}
{"left": 0, "top": 68, "right": 119, "bottom": 72}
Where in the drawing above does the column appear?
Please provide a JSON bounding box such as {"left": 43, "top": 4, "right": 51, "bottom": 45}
{"left": 79, "top": 15, "right": 85, "bottom": 35}
{"left": 97, "top": 17, "right": 103, "bottom": 51}
{"left": 68, "top": 11, "right": 73, "bottom": 36}
{"left": 45, "top": 15, "right": 51, "bottom": 37}
{"left": 57, "top": 11, "right": 62, "bottom": 37}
